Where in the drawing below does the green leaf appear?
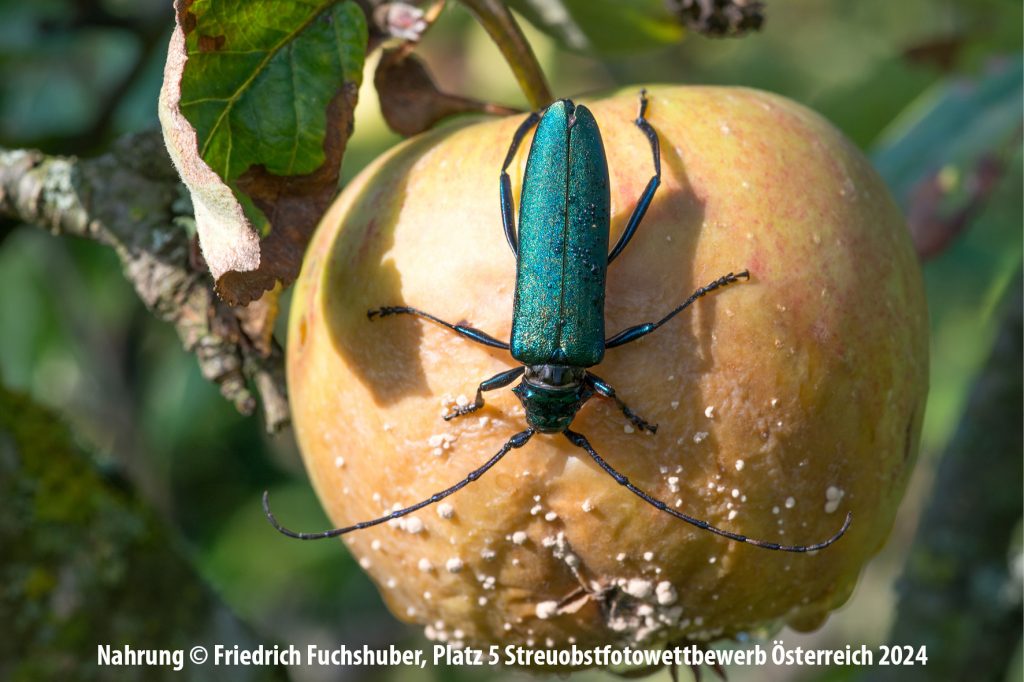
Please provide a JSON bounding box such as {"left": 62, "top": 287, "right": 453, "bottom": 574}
{"left": 871, "top": 56, "right": 1024, "bottom": 453}
{"left": 160, "top": 0, "right": 367, "bottom": 305}
{"left": 178, "top": 0, "right": 366, "bottom": 181}
{"left": 508, "top": 0, "right": 683, "bottom": 54}
{"left": 872, "top": 56, "right": 1022, "bottom": 203}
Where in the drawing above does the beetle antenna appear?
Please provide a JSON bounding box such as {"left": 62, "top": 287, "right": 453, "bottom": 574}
{"left": 263, "top": 429, "right": 535, "bottom": 540}
{"left": 563, "top": 429, "right": 851, "bottom": 552}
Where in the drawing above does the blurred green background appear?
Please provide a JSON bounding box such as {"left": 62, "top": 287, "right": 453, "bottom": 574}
{"left": 0, "top": 1, "right": 1020, "bottom": 681}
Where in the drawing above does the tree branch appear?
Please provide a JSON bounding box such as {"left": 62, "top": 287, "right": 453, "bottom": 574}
{"left": 0, "top": 383, "right": 288, "bottom": 681}
{"left": 0, "top": 132, "right": 289, "bottom": 433}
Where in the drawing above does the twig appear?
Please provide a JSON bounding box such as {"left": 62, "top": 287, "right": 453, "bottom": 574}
{"left": 0, "top": 131, "right": 290, "bottom": 433}
{"left": 458, "top": 0, "right": 554, "bottom": 109}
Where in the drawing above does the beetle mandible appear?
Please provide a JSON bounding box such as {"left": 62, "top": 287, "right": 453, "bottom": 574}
{"left": 265, "top": 91, "right": 852, "bottom": 552}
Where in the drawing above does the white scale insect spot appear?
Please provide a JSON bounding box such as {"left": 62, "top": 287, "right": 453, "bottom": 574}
{"left": 824, "top": 485, "right": 845, "bottom": 513}
{"left": 772, "top": 506, "right": 780, "bottom": 514}
{"left": 693, "top": 432, "right": 708, "bottom": 444}
{"left": 541, "top": 536, "right": 557, "bottom": 548}
{"left": 406, "top": 606, "right": 417, "bottom": 617}
{"left": 445, "top": 557, "right": 464, "bottom": 573}
{"left": 544, "top": 511, "right": 559, "bottom": 522}
{"left": 705, "top": 405, "right": 716, "bottom": 419}
{"left": 720, "top": 123, "right": 731, "bottom": 135}
{"left": 478, "top": 416, "right": 489, "bottom": 427}
{"left": 383, "top": 422, "right": 393, "bottom": 432}
{"left": 405, "top": 517, "right": 424, "bottom": 534}
{"left": 670, "top": 400, "right": 680, "bottom": 410}
{"left": 624, "top": 423, "right": 635, "bottom": 434}
{"left": 581, "top": 499, "right": 594, "bottom": 512}
{"left": 727, "top": 510, "right": 738, "bottom": 521}
{"left": 770, "top": 398, "right": 779, "bottom": 407}
{"left": 372, "top": 492, "right": 382, "bottom": 503}
{"left": 667, "top": 476, "right": 680, "bottom": 493}
{"left": 511, "top": 531, "right": 528, "bottom": 545}
{"left": 530, "top": 504, "right": 543, "bottom": 516}
{"left": 616, "top": 552, "right": 627, "bottom": 562}
{"left": 643, "top": 551, "right": 655, "bottom": 562}
{"left": 709, "top": 556, "right": 717, "bottom": 564}
{"left": 624, "top": 578, "right": 654, "bottom": 599}
{"left": 656, "top": 581, "right": 678, "bottom": 605}
{"left": 359, "top": 557, "right": 371, "bottom": 569}
{"left": 735, "top": 460, "right": 745, "bottom": 471}
{"left": 481, "top": 548, "right": 497, "bottom": 560}
{"left": 785, "top": 496, "right": 796, "bottom": 509}
{"left": 386, "top": 578, "right": 396, "bottom": 589}
{"left": 437, "top": 503, "right": 455, "bottom": 519}
{"left": 423, "top": 591, "right": 432, "bottom": 600}
{"left": 370, "top": 539, "right": 382, "bottom": 551}
{"left": 456, "top": 394, "right": 469, "bottom": 407}
{"left": 417, "top": 558, "right": 433, "bottom": 572}
{"left": 478, "top": 597, "right": 488, "bottom": 606}
{"left": 565, "top": 554, "right": 579, "bottom": 568}
{"left": 334, "top": 456, "right": 345, "bottom": 469}
{"left": 503, "top": 623, "right": 512, "bottom": 632}
{"left": 675, "top": 499, "right": 683, "bottom": 507}
{"left": 428, "top": 433, "right": 457, "bottom": 458}
{"left": 731, "top": 488, "right": 740, "bottom": 498}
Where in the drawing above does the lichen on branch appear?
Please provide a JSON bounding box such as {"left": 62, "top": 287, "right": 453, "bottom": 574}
{"left": 0, "top": 131, "right": 289, "bottom": 433}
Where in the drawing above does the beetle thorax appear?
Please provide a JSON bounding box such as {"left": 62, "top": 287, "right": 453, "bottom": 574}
{"left": 512, "top": 365, "right": 593, "bottom": 433}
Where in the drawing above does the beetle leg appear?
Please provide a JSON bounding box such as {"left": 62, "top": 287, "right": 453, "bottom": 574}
{"left": 368, "top": 306, "right": 509, "bottom": 350}
{"left": 604, "top": 271, "right": 750, "bottom": 349}
{"left": 500, "top": 111, "right": 542, "bottom": 256}
{"left": 563, "top": 429, "right": 853, "bottom": 553}
{"left": 586, "top": 373, "right": 657, "bottom": 434}
{"left": 263, "top": 429, "right": 535, "bottom": 540}
{"left": 608, "top": 89, "right": 662, "bottom": 264}
{"left": 444, "top": 366, "right": 524, "bottom": 422}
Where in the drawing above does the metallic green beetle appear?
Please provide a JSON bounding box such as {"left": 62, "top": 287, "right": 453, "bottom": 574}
{"left": 265, "top": 92, "right": 851, "bottom": 552}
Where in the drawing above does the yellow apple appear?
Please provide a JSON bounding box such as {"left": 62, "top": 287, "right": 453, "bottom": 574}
{"left": 285, "top": 86, "right": 928, "bottom": 660}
